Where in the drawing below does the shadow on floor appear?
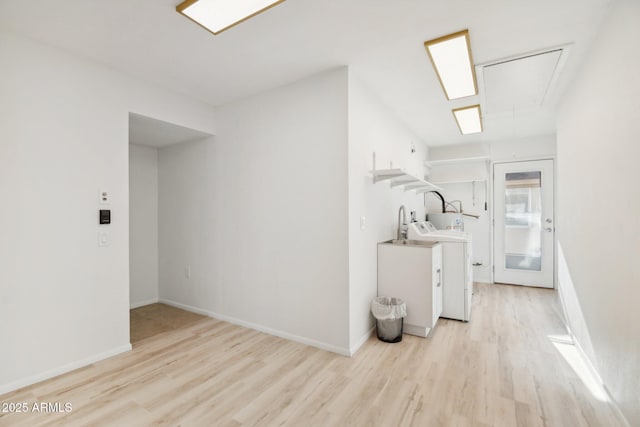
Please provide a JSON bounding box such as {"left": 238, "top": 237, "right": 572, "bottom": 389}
{"left": 130, "top": 303, "right": 206, "bottom": 345}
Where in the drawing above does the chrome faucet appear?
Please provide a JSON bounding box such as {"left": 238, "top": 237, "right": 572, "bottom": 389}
{"left": 397, "top": 205, "right": 408, "bottom": 240}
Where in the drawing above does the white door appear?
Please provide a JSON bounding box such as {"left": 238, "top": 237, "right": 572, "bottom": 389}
{"left": 493, "top": 160, "right": 554, "bottom": 288}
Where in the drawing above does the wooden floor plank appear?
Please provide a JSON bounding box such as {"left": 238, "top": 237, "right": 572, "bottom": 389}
{"left": 0, "top": 288, "right": 624, "bottom": 427}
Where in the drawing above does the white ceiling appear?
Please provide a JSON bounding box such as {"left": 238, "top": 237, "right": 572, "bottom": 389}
{"left": 129, "top": 113, "right": 212, "bottom": 148}
{"left": 0, "top": 0, "right": 612, "bottom": 146}
{"left": 482, "top": 49, "right": 564, "bottom": 115}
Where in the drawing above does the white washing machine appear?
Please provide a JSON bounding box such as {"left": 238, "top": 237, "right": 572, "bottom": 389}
{"left": 408, "top": 221, "right": 473, "bottom": 321}
{"left": 427, "top": 212, "right": 464, "bottom": 231}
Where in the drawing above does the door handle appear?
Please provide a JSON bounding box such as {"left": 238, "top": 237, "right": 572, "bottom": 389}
{"left": 544, "top": 227, "right": 553, "bottom": 232}
{"left": 546, "top": 218, "right": 553, "bottom": 223}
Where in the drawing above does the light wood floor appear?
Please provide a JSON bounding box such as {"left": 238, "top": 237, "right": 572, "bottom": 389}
{"left": 0, "top": 284, "right": 622, "bottom": 426}
{"left": 130, "top": 303, "right": 206, "bottom": 345}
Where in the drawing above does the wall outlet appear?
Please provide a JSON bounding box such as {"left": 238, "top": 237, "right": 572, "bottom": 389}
{"left": 360, "top": 216, "right": 366, "bottom": 230}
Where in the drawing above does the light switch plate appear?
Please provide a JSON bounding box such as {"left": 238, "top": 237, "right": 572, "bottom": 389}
{"left": 98, "top": 231, "right": 109, "bottom": 247}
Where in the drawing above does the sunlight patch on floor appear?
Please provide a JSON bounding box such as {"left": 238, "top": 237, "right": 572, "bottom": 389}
{"left": 548, "top": 334, "right": 608, "bottom": 402}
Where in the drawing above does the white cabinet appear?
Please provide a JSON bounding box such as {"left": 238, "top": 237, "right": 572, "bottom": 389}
{"left": 377, "top": 241, "right": 443, "bottom": 337}
{"left": 432, "top": 246, "right": 443, "bottom": 325}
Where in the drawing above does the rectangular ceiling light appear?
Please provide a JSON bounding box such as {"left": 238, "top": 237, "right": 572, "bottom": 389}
{"left": 452, "top": 105, "right": 483, "bottom": 135}
{"left": 176, "top": 0, "right": 286, "bottom": 35}
{"left": 424, "top": 30, "right": 478, "bottom": 100}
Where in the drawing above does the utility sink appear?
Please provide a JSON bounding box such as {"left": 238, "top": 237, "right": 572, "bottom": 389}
{"left": 380, "top": 239, "right": 440, "bottom": 248}
{"left": 377, "top": 239, "right": 443, "bottom": 338}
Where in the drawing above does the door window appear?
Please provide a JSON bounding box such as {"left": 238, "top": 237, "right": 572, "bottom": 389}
{"left": 504, "top": 171, "right": 542, "bottom": 271}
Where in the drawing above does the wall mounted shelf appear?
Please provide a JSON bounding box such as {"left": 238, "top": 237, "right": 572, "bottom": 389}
{"left": 425, "top": 155, "right": 490, "bottom": 185}
{"left": 372, "top": 168, "right": 406, "bottom": 183}
{"left": 430, "top": 179, "right": 487, "bottom": 185}
{"left": 371, "top": 168, "right": 442, "bottom": 192}
{"left": 424, "top": 155, "right": 490, "bottom": 168}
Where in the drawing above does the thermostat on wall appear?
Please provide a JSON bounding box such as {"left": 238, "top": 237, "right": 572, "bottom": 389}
{"left": 99, "top": 210, "right": 111, "bottom": 225}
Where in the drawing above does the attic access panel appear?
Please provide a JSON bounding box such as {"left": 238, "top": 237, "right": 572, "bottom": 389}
{"left": 481, "top": 49, "right": 563, "bottom": 115}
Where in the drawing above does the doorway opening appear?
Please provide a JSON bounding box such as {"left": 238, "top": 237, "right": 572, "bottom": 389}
{"left": 493, "top": 159, "right": 555, "bottom": 288}
{"left": 128, "top": 112, "right": 212, "bottom": 345}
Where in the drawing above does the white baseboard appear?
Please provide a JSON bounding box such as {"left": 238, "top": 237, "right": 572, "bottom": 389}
{"left": 159, "top": 299, "right": 210, "bottom": 316}
{"left": 130, "top": 297, "right": 159, "bottom": 309}
{"left": 0, "top": 344, "right": 132, "bottom": 396}
{"left": 569, "top": 334, "right": 631, "bottom": 427}
{"left": 349, "top": 326, "right": 375, "bottom": 356}
{"left": 571, "top": 336, "right": 605, "bottom": 391}
{"left": 602, "top": 384, "right": 632, "bottom": 427}
{"left": 556, "top": 287, "right": 631, "bottom": 427}
{"left": 159, "top": 298, "right": 351, "bottom": 357}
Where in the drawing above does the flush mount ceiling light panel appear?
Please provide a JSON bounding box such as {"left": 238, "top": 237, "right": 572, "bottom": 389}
{"left": 176, "top": 0, "right": 286, "bottom": 35}
{"left": 452, "top": 105, "right": 483, "bottom": 135}
{"left": 424, "top": 30, "right": 478, "bottom": 100}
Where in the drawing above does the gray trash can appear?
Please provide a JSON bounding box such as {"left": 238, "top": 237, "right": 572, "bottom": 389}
{"left": 371, "top": 296, "right": 407, "bottom": 343}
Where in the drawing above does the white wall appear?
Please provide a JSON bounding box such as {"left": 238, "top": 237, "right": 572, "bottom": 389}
{"left": 158, "top": 137, "right": 215, "bottom": 308}
{"left": 489, "top": 135, "right": 556, "bottom": 162}
{"left": 129, "top": 144, "right": 159, "bottom": 308}
{"left": 0, "top": 33, "right": 216, "bottom": 393}
{"left": 158, "top": 69, "right": 429, "bottom": 355}
{"left": 158, "top": 68, "right": 351, "bottom": 354}
{"left": 557, "top": 0, "right": 640, "bottom": 424}
{"left": 347, "top": 72, "right": 429, "bottom": 351}
{"left": 426, "top": 135, "right": 556, "bottom": 283}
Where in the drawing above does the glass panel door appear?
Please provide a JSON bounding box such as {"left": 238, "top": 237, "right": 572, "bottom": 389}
{"left": 494, "top": 160, "right": 554, "bottom": 288}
